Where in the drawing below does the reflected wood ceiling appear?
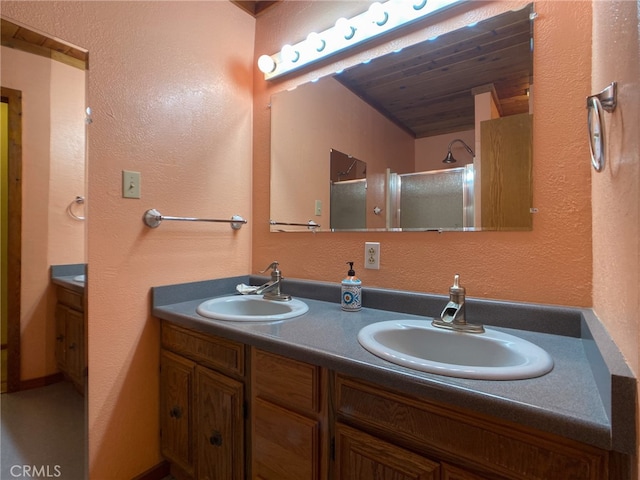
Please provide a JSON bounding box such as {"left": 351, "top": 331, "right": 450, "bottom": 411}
{"left": 335, "top": 7, "right": 533, "bottom": 138}
{"left": 231, "top": 1, "right": 281, "bottom": 17}
{"left": 1, "top": 17, "right": 87, "bottom": 69}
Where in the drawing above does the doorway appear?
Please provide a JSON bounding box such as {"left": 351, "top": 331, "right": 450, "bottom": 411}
{"left": 1, "top": 87, "right": 22, "bottom": 393}
{"left": 1, "top": 16, "right": 87, "bottom": 392}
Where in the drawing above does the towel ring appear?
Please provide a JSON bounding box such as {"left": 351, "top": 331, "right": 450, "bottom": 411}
{"left": 586, "top": 82, "right": 617, "bottom": 172}
{"left": 67, "top": 196, "right": 85, "bottom": 221}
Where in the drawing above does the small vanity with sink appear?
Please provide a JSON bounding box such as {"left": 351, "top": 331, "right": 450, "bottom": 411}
{"left": 51, "top": 264, "right": 87, "bottom": 393}
{"left": 152, "top": 275, "right": 635, "bottom": 480}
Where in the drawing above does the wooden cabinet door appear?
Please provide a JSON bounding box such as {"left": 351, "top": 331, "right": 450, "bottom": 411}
{"left": 196, "top": 365, "right": 244, "bottom": 480}
{"left": 480, "top": 113, "right": 533, "bottom": 230}
{"left": 54, "top": 304, "right": 83, "bottom": 383}
{"left": 160, "top": 350, "right": 195, "bottom": 477}
{"left": 65, "top": 307, "right": 84, "bottom": 384}
{"left": 335, "top": 423, "right": 440, "bottom": 480}
{"left": 252, "top": 397, "right": 321, "bottom": 480}
{"left": 55, "top": 305, "right": 67, "bottom": 370}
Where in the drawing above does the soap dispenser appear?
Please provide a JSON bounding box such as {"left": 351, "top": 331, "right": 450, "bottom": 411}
{"left": 341, "top": 262, "right": 362, "bottom": 312}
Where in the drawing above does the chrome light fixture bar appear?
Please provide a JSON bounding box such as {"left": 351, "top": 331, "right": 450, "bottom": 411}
{"left": 258, "top": 0, "right": 463, "bottom": 80}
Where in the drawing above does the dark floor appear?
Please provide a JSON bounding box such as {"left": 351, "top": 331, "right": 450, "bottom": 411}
{"left": 1, "top": 381, "right": 85, "bottom": 479}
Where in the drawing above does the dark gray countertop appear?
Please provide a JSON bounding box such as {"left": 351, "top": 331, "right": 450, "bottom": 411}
{"left": 152, "top": 275, "right": 636, "bottom": 454}
{"left": 51, "top": 264, "right": 86, "bottom": 293}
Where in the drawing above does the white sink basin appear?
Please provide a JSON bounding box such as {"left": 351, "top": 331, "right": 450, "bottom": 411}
{"left": 73, "top": 274, "right": 86, "bottom": 283}
{"left": 197, "top": 295, "right": 308, "bottom": 322}
{"left": 357, "top": 320, "right": 553, "bottom": 380}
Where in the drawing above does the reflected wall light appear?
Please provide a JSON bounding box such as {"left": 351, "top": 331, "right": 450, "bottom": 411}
{"left": 257, "top": 0, "right": 462, "bottom": 80}
{"left": 442, "top": 139, "right": 474, "bottom": 164}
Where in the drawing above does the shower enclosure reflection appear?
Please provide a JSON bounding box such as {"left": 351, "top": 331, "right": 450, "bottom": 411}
{"left": 328, "top": 148, "right": 476, "bottom": 231}
{"left": 330, "top": 149, "right": 367, "bottom": 230}
{"left": 394, "top": 166, "right": 475, "bottom": 230}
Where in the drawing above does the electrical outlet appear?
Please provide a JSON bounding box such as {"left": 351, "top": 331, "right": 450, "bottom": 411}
{"left": 365, "top": 242, "right": 380, "bottom": 270}
{"left": 314, "top": 200, "right": 322, "bottom": 216}
{"left": 122, "top": 170, "right": 141, "bottom": 199}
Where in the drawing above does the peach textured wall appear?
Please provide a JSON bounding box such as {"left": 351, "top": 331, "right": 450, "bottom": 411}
{"left": 414, "top": 130, "right": 475, "bottom": 172}
{"left": 1, "top": 46, "right": 84, "bottom": 381}
{"left": 48, "top": 59, "right": 86, "bottom": 265}
{"left": 591, "top": 0, "right": 640, "bottom": 465}
{"left": 270, "top": 77, "right": 413, "bottom": 231}
{"left": 2, "top": 1, "right": 255, "bottom": 478}
{"left": 253, "top": 1, "right": 593, "bottom": 306}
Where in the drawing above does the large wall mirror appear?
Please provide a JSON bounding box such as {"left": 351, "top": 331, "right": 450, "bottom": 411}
{"left": 1, "top": 16, "right": 87, "bottom": 479}
{"left": 270, "top": 4, "right": 534, "bottom": 232}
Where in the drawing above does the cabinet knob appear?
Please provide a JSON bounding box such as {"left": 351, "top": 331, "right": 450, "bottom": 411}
{"left": 209, "top": 431, "right": 223, "bottom": 447}
{"left": 56, "top": 335, "right": 64, "bottom": 341}
{"left": 69, "top": 343, "right": 76, "bottom": 350}
{"left": 169, "top": 406, "right": 182, "bottom": 419}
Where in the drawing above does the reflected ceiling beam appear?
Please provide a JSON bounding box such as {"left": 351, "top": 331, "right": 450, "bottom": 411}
{"left": 231, "top": 1, "right": 281, "bottom": 17}
{"left": 0, "top": 17, "right": 87, "bottom": 70}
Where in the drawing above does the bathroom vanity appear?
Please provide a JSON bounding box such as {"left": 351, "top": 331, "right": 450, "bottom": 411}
{"left": 51, "top": 264, "right": 87, "bottom": 394}
{"left": 153, "top": 276, "right": 636, "bottom": 480}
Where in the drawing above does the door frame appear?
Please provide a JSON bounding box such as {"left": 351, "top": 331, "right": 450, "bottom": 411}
{"left": 2, "top": 86, "right": 22, "bottom": 393}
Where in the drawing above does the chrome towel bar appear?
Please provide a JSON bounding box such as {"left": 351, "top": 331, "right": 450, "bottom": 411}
{"left": 143, "top": 209, "right": 247, "bottom": 230}
{"left": 270, "top": 219, "right": 320, "bottom": 229}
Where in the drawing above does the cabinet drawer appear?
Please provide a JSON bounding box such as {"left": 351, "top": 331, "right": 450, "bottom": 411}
{"left": 252, "top": 348, "right": 321, "bottom": 413}
{"left": 57, "top": 287, "right": 84, "bottom": 311}
{"left": 162, "top": 323, "right": 244, "bottom": 377}
{"left": 335, "top": 422, "right": 440, "bottom": 480}
{"left": 441, "top": 463, "right": 491, "bottom": 480}
{"left": 334, "top": 375, "right": 608, "bottom": 480}
{"left": 252, "top": 397, "right": 320, "bottom": 480}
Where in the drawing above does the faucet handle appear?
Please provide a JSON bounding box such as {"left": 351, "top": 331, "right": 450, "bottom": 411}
{"left": 260, "top": 261, "right": 280, "bottom": 274}
{"left": 449, "top": 274, "right": 465, "bottom": 296}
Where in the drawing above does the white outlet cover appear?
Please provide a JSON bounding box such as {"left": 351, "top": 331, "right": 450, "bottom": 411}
{"left": 365, "top": 241, "right": 380, "bottom": 270}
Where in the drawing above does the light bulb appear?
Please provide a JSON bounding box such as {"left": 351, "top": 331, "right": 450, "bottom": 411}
{"left": 335, "top": 17, "right": 356, "bottom": 40}
{"left": 281, "top": 44, "right": 300, "bottom": 63}
{"left": 413, "top": 0, "right": 427, "bottom": 10}
{"left": 257, "top": 54, "right": 276, "bottom": 73}
{"left": 306, "top": 32, "right": 326, "bottom": 52}
{"left": 368, "top": 2, "right": 389, "bottom": 26}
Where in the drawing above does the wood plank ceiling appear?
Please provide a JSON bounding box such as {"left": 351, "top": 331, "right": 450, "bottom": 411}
{"left": 334, "top": 7, "right": 533, "bottom": 138}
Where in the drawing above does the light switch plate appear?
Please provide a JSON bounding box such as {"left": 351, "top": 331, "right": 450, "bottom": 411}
{"left": 122, "top": 170, "right": 141, "bottom": 199}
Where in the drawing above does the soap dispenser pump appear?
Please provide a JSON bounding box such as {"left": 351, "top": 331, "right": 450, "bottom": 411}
{"left": 341, "top": 262, "right": 362, "bottom": 312}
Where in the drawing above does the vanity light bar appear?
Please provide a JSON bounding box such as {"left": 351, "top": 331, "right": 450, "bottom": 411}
{"left": 258, "top": 0, "right": 463, "bottom": 80}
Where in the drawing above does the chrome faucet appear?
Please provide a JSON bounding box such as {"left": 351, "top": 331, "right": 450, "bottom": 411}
{"left": 432, "top": 274, "right": 484, "bottom": 333}
{"left": 255, "top": 261, "right": 292, "bottom": 301}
